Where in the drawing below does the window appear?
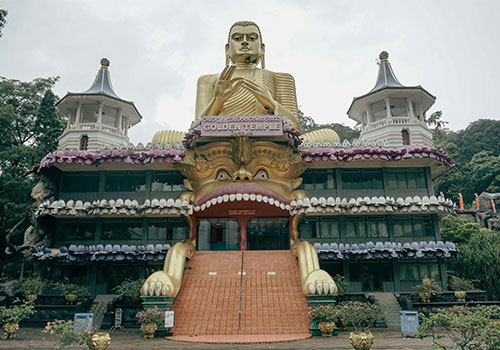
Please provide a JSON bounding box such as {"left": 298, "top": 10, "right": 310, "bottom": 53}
{"left": 105, "top": 172, "right": 146, "bottom": 192}
{"left": 402, "top": 129, "right": 410, "bottom": 145}
{"left": 341, "top": 169, "right": 383, "bottom": 190}
{"left": 371, "top": 100, "right": 386, "bottom": 120}
{"left": 102, "top": 219, "right": 143, "bottom": 240}
{"left": 56, "top": 220, "right": 96, "bottom": 241}
{"left": 399, "top": 261, "right": 440, "bottom": 281}
{"left": 151, "top": 171, "right": 186, "bottom": 192}
{"left": 80, "top": 135, "right": 89, "bottom": 150}
{"left": 345, "top": 216, "right": 388, "bottom": 238}
{"left": 61, "top": 173, "right": 99, "bottom": 192}
{"left": 300, "top": 169, "right": 336, "bottom": 190}
{"left": 299, "top": 217, "right": 340, "bottom": 238}
{"left": 386, "top": 168, "right": 426, "bottom": 189}
{"left": 390, "top": 98, "right": 408, "bottom": 117}
{"left": 392, "top": 215, "right": 434, "bottom": 237}
{"left": 148, "top": 218, "right": 189, "bottom": 241}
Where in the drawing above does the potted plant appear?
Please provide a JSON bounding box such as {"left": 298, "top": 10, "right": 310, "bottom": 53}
{"left": 449, "top": 277, "right": 475, "bottom": 302}
{"left": 136, "top": 307, "right": 165, "bottom": 339}
{"left": 43, "top": 319, "right": 111, "bottom": 350}
{"left": 112, "top": 279, "right": 144, "bottom": 302}
{"left": 53, "top": 278, "right": 88, "bottom": 303}
{"left": 308, "top": 305, "right": 337, "bottom": 337}
{"left": 333, "top": 274, "right": 350, "bottom": 296}
{"left": 17, "top": 277, "right": 48, "bottom": 302}
{"left": 413, "top": 277, "right": 442, "bottom": 303}
{"left": 338, "top": 301, "right": 385, "bottom": 350}
{"left": 0, "top": 299, "right": 35, "bottom": 339}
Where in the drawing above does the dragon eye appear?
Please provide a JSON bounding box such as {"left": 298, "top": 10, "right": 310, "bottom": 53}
{"left": 216, "top": 170, "right": 231, "bottom": 181}
{"left": 254, "top": 169, "right": 269, "bottom": 181}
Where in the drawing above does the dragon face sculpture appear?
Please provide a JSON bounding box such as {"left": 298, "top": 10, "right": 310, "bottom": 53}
{"left": 177, "top": 137, "right": 308, "bottom": 208}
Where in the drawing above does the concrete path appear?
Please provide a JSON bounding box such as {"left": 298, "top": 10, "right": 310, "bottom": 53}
{"left": 0, "top": 328, "right": 438, "bottom": 349}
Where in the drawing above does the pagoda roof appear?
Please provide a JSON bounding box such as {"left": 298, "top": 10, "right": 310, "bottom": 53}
{"left": 347, "top": 52, "right": 435, "bottom": 117}
{"left": 56, "top": 58, "right": 142, "bottom": 123}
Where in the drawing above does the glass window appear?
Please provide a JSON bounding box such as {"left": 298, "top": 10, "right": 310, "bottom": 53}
{"left": 386, "top": 168, "right": 427, "bottom": 189}
{"left": 345, "top": 216, "right": 388, "bottom": 238}
{"left": 151, "top": 172, "right": 186, "bottom": 192}
{"left": 341, "top": 169, "right": 383, "bottom": 190}
{"left": 105, "top": 172, "right": 146, "bottom": 192}
{"left": 102, "top": 219, "right": 143, "bottom": 240}
{"left": 300, "top": 169, "right": 336, "bottom": 190}
{"left": 56, "top": 220, "right": 97, "bottom": 241}
{"left": 61, "top": 173, "right": 99, "bottom": 192}
{"left": 147, "top": 218, "right": 189, "bottom": 241}
{"left": 300, "top": 217, "right": 339, "bottom": 238}
{"left": 392, "top": 215, "right": 434, "bottom": 237}
{"left": 400, "top": 263, "right": 420, "bottom": 281}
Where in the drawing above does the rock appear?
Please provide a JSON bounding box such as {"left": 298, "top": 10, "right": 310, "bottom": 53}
{"left": 478, "top": 192, "right": 500, "bottom": 212}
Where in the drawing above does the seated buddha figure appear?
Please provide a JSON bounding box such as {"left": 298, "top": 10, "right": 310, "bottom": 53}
{"left": 195, "top": 21, "right": 300, "bottom": 130}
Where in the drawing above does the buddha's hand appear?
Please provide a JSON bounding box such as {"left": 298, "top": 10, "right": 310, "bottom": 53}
{"left": 214, "top": 65, "right": 244, "bottom": 103}
{"left": 141, "top": 270, "right": 177, "bottom": 296}
{"left": 240, "top": 79, "right": 277, "bottom": 113}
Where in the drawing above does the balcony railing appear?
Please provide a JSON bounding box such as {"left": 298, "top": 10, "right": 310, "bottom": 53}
{"left": 364, "top": 116, "right": 427, "bottom": 131}
{"left": 67, "top": 123, "right": 123, "bottom": 135}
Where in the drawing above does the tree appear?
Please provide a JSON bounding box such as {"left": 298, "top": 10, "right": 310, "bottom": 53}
{"left": 0, "top": 9, "right": 7, "bottom": 38}
{"left": 299, "top": 110, "right": 360, "bottom": 142}
{"left": 440, "top": 214, "right": 480, "bottom": 245}
{"left": 426, "top": 110, "right": 449, "bottom": 130}
{"left": 0, "top": 77, "right": 64, "bottom": 278}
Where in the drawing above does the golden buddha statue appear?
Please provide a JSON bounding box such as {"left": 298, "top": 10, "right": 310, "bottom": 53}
{"left": 141, "top": 22, "right": 336, "bottom": 298}
{"left": 195, "top": 21, "right": 300, "bottom": 130}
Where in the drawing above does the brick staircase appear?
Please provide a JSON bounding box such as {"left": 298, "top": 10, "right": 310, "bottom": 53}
{"left": 90, "top": 294, "right": 118, "bottom": 330}
{"left": 371, "top": 292, "right": 402, "bottom": 330}
{"left": 170, "top": 250, "right": 311, "bottom": 343}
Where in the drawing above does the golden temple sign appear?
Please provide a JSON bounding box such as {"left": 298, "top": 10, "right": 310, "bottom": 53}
{"left": 201, "top": 115, "right": 283, "bottom": 137}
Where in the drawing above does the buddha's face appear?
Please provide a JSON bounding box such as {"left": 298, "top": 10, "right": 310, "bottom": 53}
{"left": 227, "top": 25, "right": 262, "bottom": 65}
{"left": 177, "top": 139, "right": 308, "bottom": 210}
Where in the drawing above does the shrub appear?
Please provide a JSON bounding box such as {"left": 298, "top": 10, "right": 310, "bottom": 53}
{"left": 414, "top": 278, "right": 442, "bottom": 301}
{"left": 333, "top": 275, "right": 350, "bottom": 295}
{"left": 417, "top": 305, "right": 500, "bottom": 350}
{"left": 0, "top": 299, "right": 35, "bottom": 324}
{"left": 42, "top": 320, "right": 90, "bottom": 349}
{"left": 308, "top": 305, "right": 337, "bottom": 323}
{"left": 449, "top": 277, "right": 476, "bottom": 291}
{"left": 136, "top": 307, "right": 165, "bottom": 325}
{"left": 17, "top": 277, "right": 48, "bottom": 296}
{"left": 112, "top": 279, "right": 144, "bottom": 299}
{"left": 52, "top": 278, "right": 88, "bottom": 298}
{"left": 337, "top": 301, "right": 385, "bottom": 331}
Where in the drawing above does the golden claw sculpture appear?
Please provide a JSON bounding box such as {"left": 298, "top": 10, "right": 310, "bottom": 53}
{"left": 141, "top": 240, "right": 195, "bottom": 297}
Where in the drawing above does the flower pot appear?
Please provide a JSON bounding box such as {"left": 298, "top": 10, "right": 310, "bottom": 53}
{"left": 65, "top": 293, "right": 78, "bottom": 304}
{"left": 349, "top": 331, "right": 374, "bottom": 350}
{"left": 140, "top": 322, "right": 157, "bottom": 339}
{"left": 26, "top": 293, "right": 38, "bottom": 303}
{"left": 418, "top": 291, "right": 431, "bottom": 303}
{"left": 2, "top": 322, "right": 20, "bottom": 339}
{"left": 318, "top": 321, "right": 335, "bottom": 337}
{"left": 454, "top": 290, "right": 466, "bottom": 302}
{"left": 87, "top": 332, "right": 111, "bottom": 350}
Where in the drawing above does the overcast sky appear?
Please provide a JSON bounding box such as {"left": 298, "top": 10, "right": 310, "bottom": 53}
{"left": 1, "top": 0, "right": 499, "bottom": 144}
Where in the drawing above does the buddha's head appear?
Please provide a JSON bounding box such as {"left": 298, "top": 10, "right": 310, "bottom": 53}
{"left": 226, "top": 21, "right": 265, "bottom": 68}
{"left": 176, "top": 138, "right": 307, "bottom": 208}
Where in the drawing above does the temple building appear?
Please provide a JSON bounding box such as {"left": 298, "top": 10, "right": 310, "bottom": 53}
{"left": 30, "top": 22, "right": 456, "bottom": 340}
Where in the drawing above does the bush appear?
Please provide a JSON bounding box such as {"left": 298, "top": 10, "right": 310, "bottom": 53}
{"left": 17, "top": 277, "right": 48, "bottom": 296}
{"left": 308, "top": 305, "right": 337, "bottom": 323}
{"left": 333, "top": 275, "right": 350, "bottom": 295}
{"left": 112, "top": 279, "right": 144, "bottom": 299}
{"left": 337, "top": 301, "right": 385, "bottom": 331}
{"left": 42, "top": 320, "right": 90, "bottom": 349}
{"left": 449, "top": 277, "right": 476, "bottom": 291}
{"left": 414, "top": 278, "right": 442, "bottom": 302}
{"left": 0, "top": 299, "right": 35, "bottom": 324}
{"left": 52, "top": 278, "right": 88, "bottom": 298}
{"left": 417, "top": 305, "right": 500, "bottom": 350}
{"left": 136, "top": 307, "right": 165, "bottom": 325}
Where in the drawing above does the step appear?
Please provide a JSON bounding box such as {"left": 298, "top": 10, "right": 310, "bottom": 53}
{"left": 370, "top": 293, "right": 402, "bottom": 330}
{"left": 170, "top": 251, "right": 310, "bottom": 342}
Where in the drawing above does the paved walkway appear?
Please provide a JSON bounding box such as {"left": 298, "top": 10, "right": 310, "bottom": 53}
{"left": 0, "top": 328, "right": 438, "bottom": 349}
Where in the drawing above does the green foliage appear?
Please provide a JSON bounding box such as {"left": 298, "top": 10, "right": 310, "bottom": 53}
{"left": 0, "top": 9, "right": 7, "bottom": 37}
{"left": 337, "top": 301, "right": 385, "bottom": 331}
{"left": 440, "top": 215, "right": 480, "bottom": 245}
{"left": 413, "top": 278, "right": 442, "bottom": 302}
{"left": 308, "top": 305, "right": 338, "bottom": 323}
{"left": 42, "top": 320, "right": 90, "bottom": 349}
{"left": 53, "top": 278, "right": 88, "bottom": 298}
{"left": 333, "top": 274, "right": 350, "bottom": 295}
{"left": 17, "top": 277, "right": 48, "bottom": 295}
{"left": 0, "top": 76, "right": 64, "bottom": 271}
{"left": 0, "top": 299, "right": 35, "bottom": 324}
{"left": 455, "top": 229, "right": 500, "bottom": 300}
{"left": 482, "top": 321, "right": 500, "bottom": 350}
{"left": 417, "top": 305, "right": 500, "bottom": 350}
{"left": 299, "top": 111, "right": 360, "bottom": 142}
{"left": 136, "top": 307, "right": 165, "bottom": 325}
{"left": 434, "top": 119, "right": 500, "bottom": 204}
{"left": 449, "top": 277, "right": 476, "bottom": 292}
{"left": 112, "top": 278, "right": 144, "bottom": 299}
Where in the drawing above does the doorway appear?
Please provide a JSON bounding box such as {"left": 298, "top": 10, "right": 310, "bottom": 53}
{"left": 197, "top": 218, "right": 240, "bottom": 251}
{"left": 247, "top": 218, "right": 289, "bottom": 250}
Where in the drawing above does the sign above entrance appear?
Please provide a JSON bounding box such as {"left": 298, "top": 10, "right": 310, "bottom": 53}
{"left": 228, "top": 209, "right": 257, "bottom": 216}
{"left": 201, "top": 115, "right": 283, "bottom": 137}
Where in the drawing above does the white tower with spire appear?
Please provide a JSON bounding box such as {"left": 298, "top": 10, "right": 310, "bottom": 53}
{"left": 347, "top": 52, "right": 435, "bottom": 147}
{"left": 56, "top": 58, "right": 142, "bottom": 151}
